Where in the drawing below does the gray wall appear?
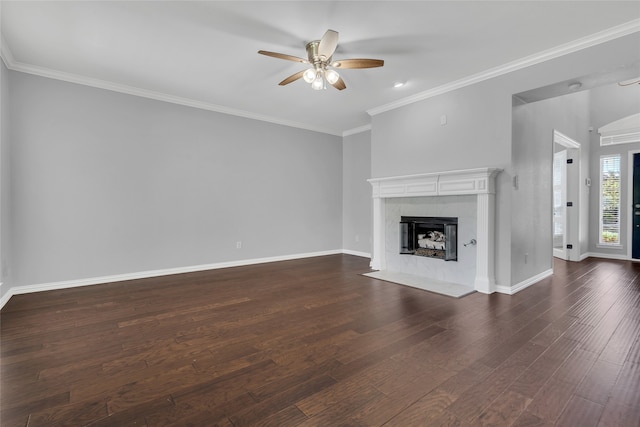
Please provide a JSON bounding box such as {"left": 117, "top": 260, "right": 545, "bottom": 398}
{"left": 588, "top": 82, "right": 640, "bottom": 257}
{"left": 370, "top": 32, "right": 640, "bottom": 290}
{"left": 342, "top": 130, "right": 372, "bottom": 255}
{"left": 8, "top": 71, "right": 343, "bottom": 287}
{"left": 1, "top": 61, "right": 10, "bottom": 302}
{"left": 511, "top": 90, "right": 590, "bottom": 285}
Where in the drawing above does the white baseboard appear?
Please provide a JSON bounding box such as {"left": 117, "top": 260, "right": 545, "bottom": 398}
{"left": 582, "top": 252, "right": 631, "bottom": 261}
{"left": 0, "top": 282, "right": 10, "bottom": 310}
{"left": 0, "top": 292, "right": 10, "bottom": 310}
{"left": 495, "top": 268, "right": 554, "bottom": 295}
{"left": 579, "top": 252, "right": 591, "bottom": 261}
{"left": 341, "top": 249, "right": 372, "bottom": 258}
{"left": 0, "top": 250, "right": 374, "bottom": 310}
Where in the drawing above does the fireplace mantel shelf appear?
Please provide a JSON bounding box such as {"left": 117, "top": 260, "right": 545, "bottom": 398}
{"left": 368, "top": 167, "right": 502, "bottom": 294}
{"left": 368, "top": 168, "right": 502, "bottom": 199}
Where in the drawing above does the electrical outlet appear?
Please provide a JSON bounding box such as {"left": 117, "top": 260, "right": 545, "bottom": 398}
{"left": 440, "top": 115, "right": 447, "bottom": 125}
{"left": 236, "top": 241, "right": 242, "bottom": 249}
{"left": 355, "top": 235, "right": 359, "bottom": 242}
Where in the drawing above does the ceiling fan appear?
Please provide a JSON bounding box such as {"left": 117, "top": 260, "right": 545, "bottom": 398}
{"left": 258, "top": 29, "right": 384, "bottom": 91}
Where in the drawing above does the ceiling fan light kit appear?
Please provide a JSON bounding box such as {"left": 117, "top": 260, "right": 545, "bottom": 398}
{"left": 258, "top": 29, "right": 384, "bottom": 91}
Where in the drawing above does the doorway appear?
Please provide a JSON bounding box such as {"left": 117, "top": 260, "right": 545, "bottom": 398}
{"left": 632, "top": 152, "right": 640, "bottom": 259}
{"left": 553, "top": 149, "right": 568, "bottom": 259}
{"left": 552, "top": 130, "right": 581, "bottom": 261}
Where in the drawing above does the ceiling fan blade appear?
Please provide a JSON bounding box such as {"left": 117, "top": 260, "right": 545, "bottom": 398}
{"left": 331, "top": 76, "right": 346, "bottom": 91}
{"left": 258, "top": 50, "right": 307, "bottom": 63}
{"left": 318, "top": 29, "right": 339, "bottom": 60}
{"left": 618, "top": 77, "right": 640, "bottom": 86}
{"left": 279, "top": 70, "right": 305, "bottom": 86}
{"left": 332, "top": 58, "right": 384, "bottom": 69}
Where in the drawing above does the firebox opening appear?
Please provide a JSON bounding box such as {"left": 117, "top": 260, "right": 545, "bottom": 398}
{"left": 400, "top": 216, "right": 458, "bottom": 261}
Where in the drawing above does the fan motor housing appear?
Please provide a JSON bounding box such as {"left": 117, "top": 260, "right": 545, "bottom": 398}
{"left": 306, "top": 40, "right": 331, "bottom": 65}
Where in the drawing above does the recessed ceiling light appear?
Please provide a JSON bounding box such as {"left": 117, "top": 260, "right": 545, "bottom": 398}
{"left": 568, "top": 82, "right": 582, "bottom": 91}
{"left": 393, "top": 81, "right": 406, "bottom": 88}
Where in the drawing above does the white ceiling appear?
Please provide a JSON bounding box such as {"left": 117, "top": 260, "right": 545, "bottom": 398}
{"left": 2, "top": 1, "right": 639, "bottom": 136}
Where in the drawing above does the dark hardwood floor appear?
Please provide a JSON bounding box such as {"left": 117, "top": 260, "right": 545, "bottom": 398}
{"left": 1, "top": 254, "right": 639, "bottom": 426}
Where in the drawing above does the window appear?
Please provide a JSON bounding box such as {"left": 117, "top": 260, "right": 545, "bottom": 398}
{"left": 599, "top": 155, "right": 621, "bottom": 245}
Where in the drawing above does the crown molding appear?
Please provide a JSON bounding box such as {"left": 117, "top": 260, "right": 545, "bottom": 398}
{"left": 0, "top": 35, "right": 15, "bottom": 70}
{"left": 342, "top": 124, "right": 371, "bottom": 137}
{"left": 0, "top": 37, "right": 342, "bottom": 137}
{"left": 368, "top": 19, "right": 640, "bottom": 116}
{"left": 554, "top": 130, "right": 581, "bottom": 149}
{"left": 3, "top": 19, "right": 639, "bottom": 136}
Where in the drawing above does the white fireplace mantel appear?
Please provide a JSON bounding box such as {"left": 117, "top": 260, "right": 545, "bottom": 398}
{"left": 368, "top": 168, "right": 502, "bottom": 294}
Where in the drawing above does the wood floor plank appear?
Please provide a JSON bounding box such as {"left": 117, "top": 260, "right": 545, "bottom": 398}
{"left": 597, "top": 399, "right": 640, "bottom": 427}
{"left": 227, "top": 374, "right": 337, "bottom": 426}
{"left": 1, "top": 255, "right": 639, "bottom": 426}
{"left": 530, "top": 314, "right": 577, "bottom": 347}
{"left": 379, "top": 387, "right": 459, "bottom": 426}
{"left": 574, "top": 359, "right": 623, "bottom": 405}
{"left": 296, "top": 384, "right": 384, "bottom": 427}
{"left": 475, "top": 389, "right": 532, "bottom": 426}
{"left": 248, "top": 358, "right": 343, "bottom": 402}
{"left": 390, "top": 326, "right": 486, "bottom": 368}
{"left": 604, "top": 360, "right": 640, "bottom": 410}
{"left": 435, "top": 361, "right": 494, "bottom": 397}
{"left": 625, "top": 337, "right": 640, "bottom": 365}
{"left": 526, "top": 348, "right": 597, "bottom": 423}
{"left": 446, "top": 341, "right": 546, "bottom": 423}
{"left": 0, "top": 391, "right": 70, "bottom": 427}
{"left": 295, "top": 371, "right": 375, "bottom": 417}
{"left": 555, "top": 395, "right": 604, "bottom": 427}
{"left": 145, "top": 391, "right": 255, "bottom": 427}
{"left": 328, "top": 324, "right": 446, "bottom": 381}
{"left": 26, "top": 396, "right": 109, "bottom": 426}
{"left": 598, "top": 315, "right": 640, "bottom": 365}
{"left": 509, "top": 337, "right": 580, "bottom": 399}
{"left": 251, "top": 405, "right": 308, "bottom": 427}
{"left": 511, "top": 411, "right": 553, "bottom": 427}
{"left": 477, "top": 318, "right": 551, "bottom": 369}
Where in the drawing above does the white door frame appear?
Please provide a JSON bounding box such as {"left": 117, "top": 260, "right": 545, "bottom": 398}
{"left": 553, "top": 149, "right": 568, "bottom": 260}
{"left": 553, "top": 130, "right": 581, "bottom": 262}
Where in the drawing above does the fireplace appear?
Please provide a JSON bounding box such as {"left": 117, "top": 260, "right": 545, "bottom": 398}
{"left": 399, "top": 216, "right": 458, "bottom": 261}
{"left": 368, "top": 168, "right": 502, "bottom": 294}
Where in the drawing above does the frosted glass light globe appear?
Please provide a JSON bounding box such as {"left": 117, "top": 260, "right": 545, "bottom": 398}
{"left": 311, "top": 74, "right": 324, "bottom": 90}
{"left": 325, "top": 69, "right": 339, "bottom": 85}
{"left": 303, "top": 68, "right": 317, "bottom": 83}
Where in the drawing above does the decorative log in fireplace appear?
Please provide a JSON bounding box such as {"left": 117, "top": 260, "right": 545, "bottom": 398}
{"left": 399, "top": 216, "right": 458, "bottom": 261}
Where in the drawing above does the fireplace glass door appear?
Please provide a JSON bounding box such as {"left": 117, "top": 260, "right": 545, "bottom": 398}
{"left": 399, "top": 216, "right": 458, "bottom": 261}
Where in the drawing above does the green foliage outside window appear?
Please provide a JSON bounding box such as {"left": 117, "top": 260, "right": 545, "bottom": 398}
{"left": 600, "top": 160, "right": 620, "bottom": 244}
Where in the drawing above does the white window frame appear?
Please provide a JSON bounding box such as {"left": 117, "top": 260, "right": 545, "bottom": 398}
{"left": 599, "top": 154, "right": 622, "bottom": 247}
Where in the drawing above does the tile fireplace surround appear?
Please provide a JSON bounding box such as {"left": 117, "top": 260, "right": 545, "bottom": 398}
{"left": 368, "top": 168, "right": 502, "bottom": 294}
